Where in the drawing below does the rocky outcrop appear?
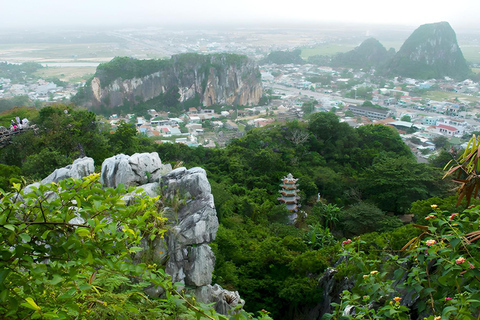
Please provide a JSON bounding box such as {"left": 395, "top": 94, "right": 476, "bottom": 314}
{"left": 77, "top": 53, "right": 262, "bottom": 110}
{"left": 307, "top": 267, "right": 355, "bottom": 319}
{"left": 29, "top": 153, "right": 241, "bottom": 315}
{"left": 160, "top": 167, "right": 219, "bottom": 285}
{"left": 386, "top": 21, "right": 471, "bottom": 79}
{"left": 196, "top": 284, "right": 245, "bottom": 315}
{"left": 41, "top": 157, "right": 95, "bottom": 184}
{"left": 100, "top": 152, "right": 172, "bottom": 188}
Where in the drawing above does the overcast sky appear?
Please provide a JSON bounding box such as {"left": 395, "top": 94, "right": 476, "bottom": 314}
{"left": 1, "top": 0, "right": 479, "bottom": 30}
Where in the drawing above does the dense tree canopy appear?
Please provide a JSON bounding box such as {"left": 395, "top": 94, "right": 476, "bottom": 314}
{"left": 0, "top": 104, "right": 457, "bottom": 319}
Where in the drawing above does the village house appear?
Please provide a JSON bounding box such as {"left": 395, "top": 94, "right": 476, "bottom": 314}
{"left": 347, "top": 105, "right": 392, "bottom": 120}
{"left": 437, "top": 124, "right": 461, "bottom": 136}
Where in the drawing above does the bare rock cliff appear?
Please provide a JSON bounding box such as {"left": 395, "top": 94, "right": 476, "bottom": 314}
{"left": 77, "top": 53, "right": 262, "bottom": 109}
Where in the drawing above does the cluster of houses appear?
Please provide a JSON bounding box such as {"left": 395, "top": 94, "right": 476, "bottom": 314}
{"left": 108, "top": 106, "right": 279, "bottom": 147}
{"left": 260, "top": 61, "right": 480, "bottom": 156}
{"left": 0, "top": 78, "right": 81, "bottom": 101}
{"left": 340, "top": 103, "right": 475, "bottom": 156}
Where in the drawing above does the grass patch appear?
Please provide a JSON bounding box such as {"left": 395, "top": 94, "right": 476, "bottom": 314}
{"left": 301, "top": 40, "right": 403, "bottom": 60}
{"left": 472, "top": 68, "right": 480, "bottom": 74}
{"left": 459, "top": 45, "right": 480, "bottom": 65}
{"left": 420, "top": 90, "right": 479, "bottom": 103}
{"left": 0, "top": 43, "right": 118, "bottom": 62}
{"left": 34, "top": 66, "right": 96, "bottom": 82}
{"left": 301, "top": 44, "right": 356, "bottom": 59}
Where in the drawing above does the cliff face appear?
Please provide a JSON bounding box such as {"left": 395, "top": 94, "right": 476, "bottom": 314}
{"left": 386, "top": 21, "right": 471, "bottom": 79}
{"left": 80, "top": 53, "right": 262, "bottom": 109}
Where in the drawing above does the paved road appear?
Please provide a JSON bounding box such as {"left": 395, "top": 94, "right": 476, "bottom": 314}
{"left": 271, "top": 83, "right": 479, "bottom": 126}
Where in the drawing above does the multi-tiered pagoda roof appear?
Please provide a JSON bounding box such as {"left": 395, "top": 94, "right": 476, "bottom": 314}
{"left": 277, "top": 173, "right": 301, "bottom": 211}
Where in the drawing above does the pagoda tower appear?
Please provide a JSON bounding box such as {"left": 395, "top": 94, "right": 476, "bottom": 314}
{"left": 278, "top": 173, "right": 301, "bottom": 212}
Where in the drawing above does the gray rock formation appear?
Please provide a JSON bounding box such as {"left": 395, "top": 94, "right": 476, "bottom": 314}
{"left": 196, "top": 284, "right": 245, "bottom": 315}
{"left": 23, "top": 153, "right": 241, "bottom": 316}
{"left": 160, "top": 167, "right": 219, "bottom": 286}
{"left": 76, "top": 53, "right": 262, "bottom": 110}
{"left": 100, "top": 152, "right": 172, "bottom": 188}
{"left": 41, "top": 157, "right": 94, "bottom": 184}
{"left": 307, "top": 267, "right": 355, "bottom": 319}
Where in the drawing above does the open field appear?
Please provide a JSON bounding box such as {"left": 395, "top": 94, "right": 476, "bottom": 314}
{"left": 301, "top": 44, "right": 356, "bottom": 59}
{"left": 0, "top": 43, "right": 119, "bottom": 63}
{"left": 301, "top": 40, "right": 403, "bottom": 59}
{"left": 460, "top": 45, "right": 480, "bottom": 65}
{"left": 420, "top": 91, "right": 479, "bottom": 104}
{"left": 34, "top": 66, "right": 97, "bottom": 82}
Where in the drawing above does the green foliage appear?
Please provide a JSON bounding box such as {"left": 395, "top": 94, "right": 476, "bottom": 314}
{"left": 154, "top": 118, "right": 454, "bottom": 318}
{"left": 0, "top": 104, "right": 159, "bottom": 180}
{"left": 308, "top": 203, "right": 341, "bottom": 230}
{"left": 340, "top": 202, "right": 400, "bottom": 236}
{"left": 326, "top": 204, "right": 480, "bottom": 318}
{"left": 306, "top": 55, "right": 331, "bottom": 66}
{"left": 432, "top": 135, "right": 449, "bottom": 149}
{"left": 261, "top": 49, "right": 305, "bottom": 65}
{"left": 386, "top": 21, "right": 472, "bottom": 80}
{"left": 95, "top": 56, "right": 170, "bottom": 88}
{"left": 304, "top": 223, "right": 337, "bottom": 250}
{"left": 331, "top": 38, "right": 391, "bottom": 70}
{"left": 0, "top": 174, "right": 168, "bottom": 318}
{"left": 0, "top": 174, "right": 274, "bottom": 320}
{"left": 0, "top": 96, "right": 36, "bottom": 114}
{"left": 0, "top": 164, "right": 21, "bottom": 191}
{"left": 22, "top": 148, "right": 72, "bottom": 180}
{"left": 306, "top": 74, "right": 333, "bottom": 85}
{"left": 0, "top": 62, "right": 43, "bottom": 82}
{"left": 359, "top": 155, "right": 447, "bottom": 213}
{"left": 301, "top": 100, "right": 317, "bottom": 116}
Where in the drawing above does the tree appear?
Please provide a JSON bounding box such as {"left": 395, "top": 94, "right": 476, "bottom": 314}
{"left": 110, "top": 121, "right": 139, "bottom": 154}
{"left": 354, "top": 124, "right": 412, "bottom": 168}
{"left": 433, "top": 135, "right": 449, "bottom": 149}
{"left": 0, "top": 175, "right": 169, "bottom": 318}
{"left": 340, "top": 202, "right": 389, "bottom": 235}
{"left": 301, "top": 100, "right": 316, "bottom": 115}
{"left": 401, "top": 115, "right": 411, "bottom": 122}
{"left": 1, "top": 175, "right": 272, "bottom": 319}
{"left": 359, "top": 156, "right": 447, "bottom": 213}
{"left": 0, "top": 164, "right": 21, "bottom": 191}
{"left": 307, "top": 112, "right": 358, "bottom": 162}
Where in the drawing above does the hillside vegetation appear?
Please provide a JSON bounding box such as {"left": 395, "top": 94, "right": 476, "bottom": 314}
{"left": 2, "top": 104, "right": 480, "bottom": 319}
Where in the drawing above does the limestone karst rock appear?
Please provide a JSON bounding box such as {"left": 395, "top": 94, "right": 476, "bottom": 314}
{"left": 331, "top": 37, "right": 393, "bottom": 70}
{"left": 100, "top": 152, "right": 172, "bottom": 188}
{"left": 41, "top": 157, "right": 95, "bottom": 184}
{"left": 26, "top": 152, "right": 242, "bottom": 315}
{"left": 75, "top": 53, "right": 263, "bottom": 110}
{"left": 160, "top": 167, "right": 219, "bottom": 285}
{"left": 386, "top": 21, "right": 471, "bottom": 79}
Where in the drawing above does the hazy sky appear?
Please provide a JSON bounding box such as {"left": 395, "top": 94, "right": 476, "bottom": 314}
{"left": 1, "top": 0, "right": 478, "bottom": 29}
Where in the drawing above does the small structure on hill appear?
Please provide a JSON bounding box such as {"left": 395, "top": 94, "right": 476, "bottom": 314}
{"left": 278, "top": 173, "right": 301, "bottom": 212}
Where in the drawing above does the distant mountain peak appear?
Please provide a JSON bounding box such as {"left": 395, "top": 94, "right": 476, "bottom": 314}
{"left": 386, "top": 21, "right": 471, "bottom": 80}
{"left": 331, "top": 37, "right": 392, "bottom": 69}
